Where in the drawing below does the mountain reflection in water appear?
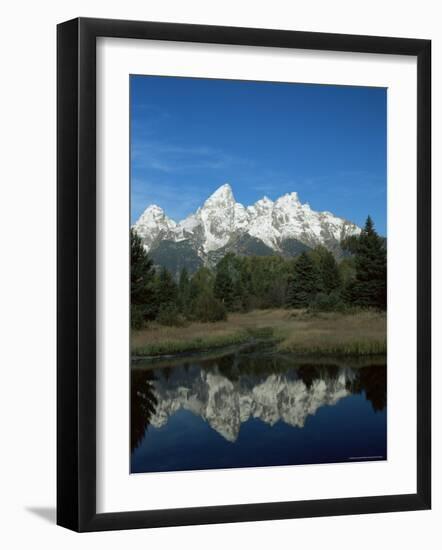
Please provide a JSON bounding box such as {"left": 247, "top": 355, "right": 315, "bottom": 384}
{"left": 131, "top": 345, "right": 386, "bottom": 473}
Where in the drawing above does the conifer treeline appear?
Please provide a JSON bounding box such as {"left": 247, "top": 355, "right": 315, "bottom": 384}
{"left": 131, "top": 216, "right": 386, "bottom": 328}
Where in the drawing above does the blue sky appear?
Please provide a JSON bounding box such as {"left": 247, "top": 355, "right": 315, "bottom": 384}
{"left": 131, "top": 75, "right": 386, "bottom": 235}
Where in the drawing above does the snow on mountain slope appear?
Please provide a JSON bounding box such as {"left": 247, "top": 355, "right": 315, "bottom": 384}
{"left": 133, "top": 183, "right": 360, "bottom": 260}
{"left": 133, "top": 204, "right": 177, "bottom": 252}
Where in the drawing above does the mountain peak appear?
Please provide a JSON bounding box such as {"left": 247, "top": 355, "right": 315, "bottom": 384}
{"left": 136, "top": 204, "right": 167, "bottom": 222}
{"left": 133, "top": 183, "right": 361, "bottom": 258}
{"left": 138, "top": 204, "right": 176, "bottom": 225}
{"left": 144, "top": 204, "right": 164, "bottom": 214}
{"left": 275, "top": 191, "right": 301, "bottom": 210}
{"left": 254, "top": 196, "right": 274, "bottom": 208}
{"left": 133, "top": 204, "right": 176, "bottom": 249}
{"left": 206, "top": 183, "right": 234, "bottom": 203}
{"left": 282, "top": 191, "right": 300, "bottom": 202}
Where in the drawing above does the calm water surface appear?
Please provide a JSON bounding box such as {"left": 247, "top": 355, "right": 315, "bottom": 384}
{"left": 131, "top": 343, "right": 386, "bottom": 473}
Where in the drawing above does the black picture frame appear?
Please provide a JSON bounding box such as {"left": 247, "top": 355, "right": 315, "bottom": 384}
{"left": 57, "top": 17, "right": 431, "bottom": 532}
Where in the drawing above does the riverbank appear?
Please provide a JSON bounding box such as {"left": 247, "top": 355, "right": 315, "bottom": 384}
{"left": 131, "top": 309, "right": 386, "bottom": 358}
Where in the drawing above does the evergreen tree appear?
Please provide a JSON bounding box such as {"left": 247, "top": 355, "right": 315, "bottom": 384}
{"left": 189, "top": 267, "right": 214, "bottom": 303}
{"left": 318, "top": 248, "right": 342, "bottom": 294}
{"left": 130, "top": 228, "right": 157, "bottom": 327}
{"left": 154, "top": 267, "right": 181, "bottom": 325}
{"left": 339, "top": 257, "right": 356, "bottom": 287}
{"left": 193, "top": 290, "right": 227, "bottom": 322}
{"left": 178, "top": 267, "right": 191, "bottom": 315}
{"left": 238, "top": 257, "right": 253, "bottom": 310}
{"left": 286, "top": 251, "right": 322, "bottom": 308}
{"left": 179, "top": 267, "right": 190, "bottom": 294}
{"left": 214, "top": 258, "right": 235, "bottom": 310}
{"left": 156, "top": 266, "right": 178, "bottom": 307}
{"left": 214, "top": 253, "right": 251, "bottom": 311}
{"left": 349, "top": 216, "right": 387, "bottom": 310}
{"left": 341, "top": 234, "right": 360, "bottom": 255}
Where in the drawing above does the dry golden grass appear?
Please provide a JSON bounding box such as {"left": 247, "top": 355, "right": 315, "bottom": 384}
{"left": 277, "top": 310, "right": 386, "bottom": 355}
{"left": 132, "top": 309, "right": 386, "bottom": 357}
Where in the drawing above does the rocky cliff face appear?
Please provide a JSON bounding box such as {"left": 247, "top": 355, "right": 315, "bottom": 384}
{"left": 133, "top": 183, "right": 360, "bottom": 270}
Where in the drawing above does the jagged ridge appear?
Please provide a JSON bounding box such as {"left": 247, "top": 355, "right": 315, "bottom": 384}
{"left": 133, "top": 183, "right": 361, "bottom": 270}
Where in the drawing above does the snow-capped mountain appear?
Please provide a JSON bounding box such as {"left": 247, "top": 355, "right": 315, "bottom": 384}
{"left": 133, "top": 183, "right": 360, "bottom": 272}
{"left": 133, "top": 204, "right": 177, "bottom": 252}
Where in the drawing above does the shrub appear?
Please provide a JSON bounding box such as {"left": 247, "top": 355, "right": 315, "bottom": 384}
{"left": 193, "top": 291, "right": 227, "bottom": 322}
{"left": 131, "top": 305, "right": 146, "bottom": 329}
{"left": 157, "top": 303, "right": 185, "bottom": 327}
{"left": 309, "top": 291, "right": 346, "bottom": 313}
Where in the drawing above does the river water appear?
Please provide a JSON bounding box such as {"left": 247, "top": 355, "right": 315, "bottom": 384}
{"left": 131, "top": 343, "right": 386, "bottom": 473}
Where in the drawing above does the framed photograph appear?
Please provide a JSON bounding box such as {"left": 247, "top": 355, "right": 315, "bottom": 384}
{"left": 57, "top": 17, "right": 431, "bottom": 531}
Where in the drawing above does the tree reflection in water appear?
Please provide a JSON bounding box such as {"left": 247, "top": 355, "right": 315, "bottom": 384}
{"left": 130, "top": 369, "right": 158, "bottom": 452}
{"left": 131, "top": 344, "right": 386, "bottom": 451}
{"left": 349, "top": 365, "right": 386, "bottom": 412}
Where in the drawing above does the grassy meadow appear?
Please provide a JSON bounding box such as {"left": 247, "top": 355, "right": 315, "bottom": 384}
{"left": 131, "top": 308, "right": 386, "bottom": 358}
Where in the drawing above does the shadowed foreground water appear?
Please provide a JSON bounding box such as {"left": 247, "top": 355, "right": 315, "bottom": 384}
{"left": 131, "top": 344, "right": 386, "bottom": 473}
